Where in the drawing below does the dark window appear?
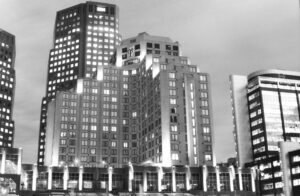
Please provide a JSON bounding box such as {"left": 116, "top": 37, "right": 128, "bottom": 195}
{"left": 154, "top": 43, "right": 160, "bottom": 49}
{"left": 147, "top": 50, "right": 152, "bottom": 54}
{"left": 173, "top": 45, "right": 179, "bottom": 51}
{"left": 135, "top": 44, "right": 140, "bottom": 50}
{"left": 135, "top": 51, "right": 140, "bottom": 56}
{"left": 110, "top": 7, "right": 115, "bottom": 15}
{"left": 147, "top": 43, "right": 153, "bottom": 48}
{"left": 89, "top": 5, "right": 94, "bottom": 12}
{"left": 132, "top": 134, "right": 137, "bottom": 140}
{"left": 110, "top": 157, "right": 117, "bottom": 163}
{"left": 166, "top": 45, "right": 172, "bottom": 50}
{"left": 122, "top": 48, "right": 127, "bottom": 53}
{"left": 69, "top": 139, "right": 76, "bottom": 146}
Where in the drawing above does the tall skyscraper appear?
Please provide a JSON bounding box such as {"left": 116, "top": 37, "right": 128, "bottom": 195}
{"left": 37, "top": 2, "right": 121, "bottom": 165}
{"left": 0, "top": 29, "right": 16, "bottom": 148}
{"left": 44, "top": 32, "right": 215, "bottom": 168}
{"left": 230, "top": 69, "right": 300, "bottom": 195}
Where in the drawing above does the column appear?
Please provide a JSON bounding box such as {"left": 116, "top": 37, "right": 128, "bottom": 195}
{"left": 251, "top": 168, "right": 256, "bottom": 192}
{"left": 229, "top": 166, "right": 235, "bottom": 192}
{"left": 238, "top": 167, "right": 243, "bottom": 191}
{"left": 1, "top": 149, "right": 6, "bottom": 174}
{"left": 32, "top": 164, "right": 38, "bottom": 191}
{"left": 63, "top": 166, "right": 69, "bottom": 190}
{"left": 17, "top": 148, "right": 22, "bottom": 175}
{"left": 79, "top": 166, "right": 83, "bottom": 191}
{"left": 202, "top": 165, "right": 207, "bottom": 192}
{"left": 108, "top": 166, "right": 113, "bottom": 191}
{"left": 143, "top": 171, "right": 147, "bottom": 192}
{"left": 157, "top": 166, "right": 163, "bottom": 192}
{"left": 48, "top": 166, "right": 52, "bottom": 190}
{"left": 128, "top": 164, "right": 134, "bottom": 192}
{"left": 216, "top": 166, "right": 220, "bottom": 192}
{"left": 24, "top": 173, "right": 28, "bottom": 190}
{"left": 171, "top": 166, "right": 176, "bottom": 192}
{"left": 185, "top": 166, "right": 191, "bottom": 191}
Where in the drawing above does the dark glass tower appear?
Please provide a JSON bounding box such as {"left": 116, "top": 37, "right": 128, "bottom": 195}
{"left": 37, "top": 1, "right": 121, "bottom": 165}
{"left": 0, "top": 29, "right": 16, "bottom": 148}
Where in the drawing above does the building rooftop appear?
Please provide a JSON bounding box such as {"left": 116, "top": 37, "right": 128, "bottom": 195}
{"left": 248, "top": 69, "right": 300, "bottom": 81}
{"left": 122, "top": 32, "right": 178, "bottom": 45}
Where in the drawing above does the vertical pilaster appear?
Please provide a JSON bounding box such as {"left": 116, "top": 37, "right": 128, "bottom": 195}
{"left": 238, "top": 167, "right": 243, "bottom": 191}
{"left": 251, "top": 168, "right": 256, "bottom": 192}
{"left": 157, "top": 166, "right": 163, "bottom": 192}
{"left": 32, "top": 164, "right": 38, "bottom": 191}
{"left": 202, "top": 165, "right": 207, "bottom": 192}
{"left": 216, "top": 166, "right": 220, "bottom": 192}
{"left": 79, "top": 166, "right": 83, "bottom": 191}
{"left": 229, "top": 166, "right": 235, "bottom": 192}
{"left": 48, "top": 166, "right": 52, "bottom": 190}
{"left": 1, "top": 149, "right": 6, "bottom": 174}
{"left": 17, "top": 148, "right": 22, "bottom": 175}
{"left": 172, "top": 166, "right": 176, "bottom": 192}
{"left": 24, "top": 173, "right": 28, "bottom": 190}
{"left": 186, "top": 166, "right": 191, "bottom": 191}
{"left": 63, "top": 166, "right": 69, "bottom": 190}
{"left": 128, "top": 164, "right": 133, "bottom": 192}
{"left": 143, "top": 171, "right": 147, "bottom": 192}
{"left": 108, "top": 166, "right": 113, "bottom": 191}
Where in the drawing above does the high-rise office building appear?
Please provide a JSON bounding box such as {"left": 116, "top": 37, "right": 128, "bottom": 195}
{"left": 37, "top": 1, "right": 121, "bottom": 165}
{"left": 44, "top": 32, "right": 215, "bottom": 168}
{"left": 0, "top": 29, "right": 16, "bottom": 148}
{"left": 116, "top": 32, "right": 215, "bottom": 167}
{"left": 230, "top": 69, "right": 300, "bottom": 195}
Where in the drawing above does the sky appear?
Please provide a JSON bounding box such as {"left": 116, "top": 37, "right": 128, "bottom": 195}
{"left": 0, "top": 0, "right": 299, "bottom": 164}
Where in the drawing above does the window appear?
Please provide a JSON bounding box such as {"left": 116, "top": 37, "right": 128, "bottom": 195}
{"left": 169, "top": 73, "right": 175, "bottom": 79}
{"left": 171, "top": 134, "right": 178, "bottom": 141}
{"left": 171, "top": 125, "right": 177, "bottom": 132}
{"left": 171, "top": 153, "right": 179, "bottom": 160}
{"left": 170, "top": 99, "right": 177, "bottom": 105}
{"left": 169, "top": 81, "right": 176, "bottom": 87}
{"left": 147, "top": 43, "right": 153, "bottom": 48}
{"left": 205, "top": 154, "right": 212, "bottom": 161}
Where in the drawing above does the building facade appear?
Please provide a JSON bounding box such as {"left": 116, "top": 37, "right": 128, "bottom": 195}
{"left": 20, "top": 164, "right": 256, "bottom": 196}
{"left": 230, "top": 69, "right": 300, "bottom": 195}
{"left": 43, "top": 32, "right": 215, "bottom": 168}
{"left": 0, "top": 29, "right": 16, "bottom": 148}
{"left": 37, "top": 1, "right": 121, "bottom": 165}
